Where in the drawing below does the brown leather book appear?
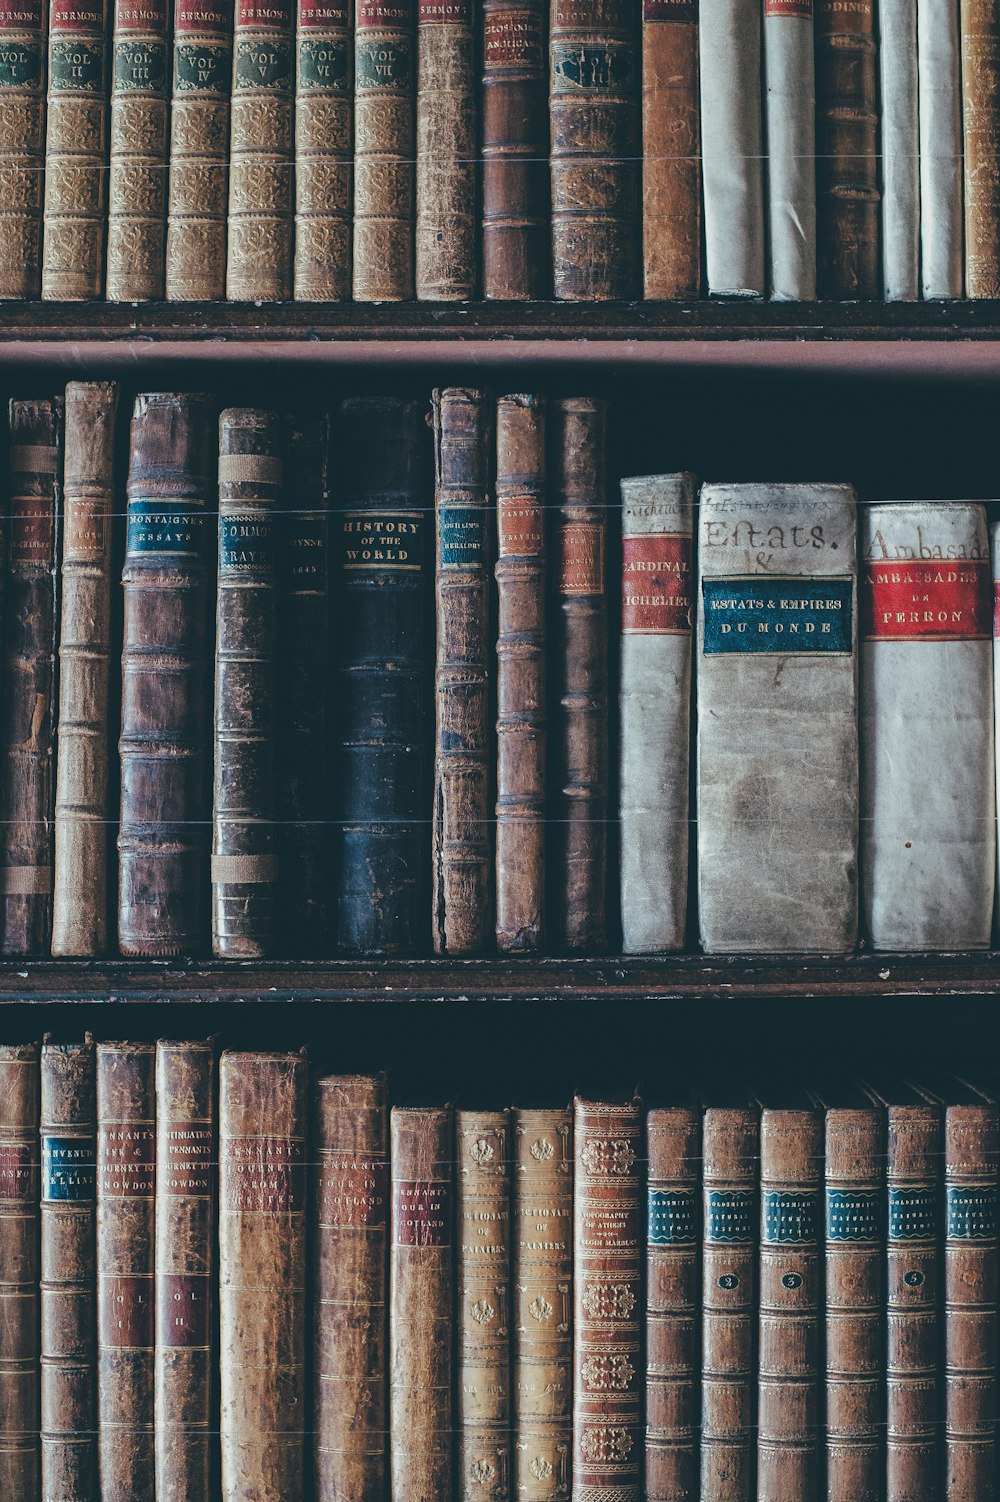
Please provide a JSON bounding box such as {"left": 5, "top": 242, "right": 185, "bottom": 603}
{"left": 495, "top": 393, "right": 545, "bottom": 954}
{"left": 481, "top": 0, "right": 548, "bottom": 298}
{"left": 961, "top": 0, "right": 1000, "bottom": 296}
{"left": 646, "top": 1106, "right": 700, "bottom": 1502}
{"left": 0, "top": 1042, "right": 39, "bottom": 1499}
{"left": 353, "top": 0, "right": 415, "bottom": 299}
{"left": 294, "top": 0, "right": 352, "bottom": 299}
{"left": 2, "top": 398, "right": 62, "bottom": 957}
{"left": 226, "top": 0, "right": 294, "bottom": 299}
{"left": 390, "top": 1105, "right": 454, "bottom": 1502}
{"left": 549, "top": 0, "right": 639, "bottom": 299}
{"left": 573, "top": 1095, "right": 643, "bottom": 1502}
{"left": 154, "top": 1040, "right": 216, "bottom": 1502}
{"left": 551, "top": 397, "right": 607, "bottom": 953}
{"left": 219, "top": 1050, "right": 308, "bottom": 1502}
{"left": 164, "top": 0, "right": 232, "bottom": 300}
{"left": 119, "top": 392, "right": 214, "bottom": 958}
{"left": 313, "top": 1072, "right": 389, "bottom": 1502}
{"left": 432, "top": 388, "right": 492, "bottom": 956}
{"left": 0, "top": 0, "right": 46, "bottom": 296}
{"left": 212, "top": 408, "right": 282, "bottom": 958}
{"left": 106, "top": 0, "right": 171, "bottom": 300}
{"left": 457, "top": 1109, "right": 511, "bottom": 1502}
{"left": 97, "top": 1041, "right": 155, "bottom": 1502}
{"left": 415, "top": 0, "right": 476, "bottom": 299}
{"left": 41, "top": 1035, "right": 97, "bottom": 1502}
{"left": 815, "top": 0, "right": 880, "bottom": 297}
{"left": 701, "top": 1107, "right": 758, "bottom": 1502}
{"left": 512, "top": 1107, "right": 572, "bottom": 1502}
{"left": 53, "top": 381, "right": 119, "bottom": 958}
{"left": 41, "top": 0, "right": 109, "bottom": 298}
{"left": 824, "top": 1102, "right": 884, "bottom": 1502}
{"left": 640, "top": 0, "right": 699, "bottom": 298}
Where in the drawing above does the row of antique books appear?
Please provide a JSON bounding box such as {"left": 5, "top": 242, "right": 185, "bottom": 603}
{"left": 2, "top": 0, "right": 999, "bottom": 302}
{"left": 0, "top": 1038, "right": 995, "bottom": 1502}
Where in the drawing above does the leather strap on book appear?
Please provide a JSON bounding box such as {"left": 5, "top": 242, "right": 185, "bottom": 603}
{"left": 218, "top": 454, "right": 283, "bottom": 485}
{"left": 10, "top": 445, "right": 59, "bottom": 472}
{"left": 211, "top": 854, "right": 278, "bottom": 884}
{"left": 1, "top": 865, "right": 52, "bottom": 894}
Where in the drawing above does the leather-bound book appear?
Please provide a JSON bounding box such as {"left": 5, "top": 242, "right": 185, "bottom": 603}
{"left": 165, "top": 0, "right": 232, "bottom": 301}
{"left": 512, "top": 1107, "right": 572, "bottom": 1502}
{"left": 549, "top": 0, "right": 638, "bottom": 299}
{"left": 97, "top": 1042, "right": 155, "bottom": 1502}
{"left": 815, "top": 0, "right": 880, "bottom": 297}
{"left": 106, "top": 0, "right": 171, "bottom": 299}
{"left": 352, "top": 0, "right": 415, "bottom": 299}
{"left": 573, "top": 1095, "right": 643, "bottom": 1502}
{"left": 119, "top": 392, "right": 214, "bottom": 958}
{"left": 41, "top": 0, "right": 108, "bottom": 298}
{"left": 962, "top": 0, "right": 1000, "bottom": 296}
{"left": 212, "top": 408, "right": 282, "bottom": 959}
{"left": 646, "top": 1107, "right": 699, "bottom": 1502}
{"left": 335, "top": 397, "right": 431, "bottom": 956}
{"left": 226, "top": 0, "right": 294, "bottom": 299}
{"left": 40, "top": 1035, "right": 97, "bottom": 1502}
{"left": 155, "top": 1040, "right": 216, "bottom": 1502}
{"left": 390, "top": 1105, "right": 454, "bottom": 1502}
{"left": 0, "top": 1042, "right": 39, "bottom": 1500}
{"left": 457, "top": 1109, "right": 511, "bottom": 1502}
{"left": 279, "top": 416, "right": 331, "bottom": 956}
{"left": 880, "top": 0, "right": 919, "bottom": 298}
{"left": 551, "top": 397, "right": 607, "bottom": 953}
{"left": 641, "top": 0, "right": 699, "bottom": 298}
{"left": 53, "top": 381, "right": 119, "bottom": 958}
{"left": 0, "top": 0, "right": 46, "bottom": 297}
{"left": 432, "top": 388, "right": 492, "bottom": 957}
{"left": 763, "top": 0, "right": 816, "bottom": 300}
{"left": 495, "top": 393, "right": 545, "bottom": 954}
{"left": 313, "top": 1072, "right": 389, "bottom": 1502}
{"left": 919, "top": 0, "right": 963, "bottom": 297}
{"left": 219, "top": 1050, "right": 308, "bottom": 1502}
{"left": 294, "top": 0, "right": 351, "bottom": 300}
{"left": 698, "top": 0, "right": 764, "bottom": 295}
{"left": 2, "top": 398, "right": 62, "bottom": 957}
{"left": 481, "top": 0, "right": 548, "bottom": 298}
{"left": 415, "top": 0, "right": 475, "bottom": 299}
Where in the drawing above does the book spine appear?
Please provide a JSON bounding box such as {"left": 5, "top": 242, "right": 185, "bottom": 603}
{"left": 640, "top": 0, "right": 698, "bottom": 298}
{"left": 226, "top": 0, "right": 294, "bottom": 299}
{"left": 879, "top": 0, "right": 919, "bottom": 298}
{"left": 495, "top": 392, "right": 545, "bottom": 953}
{"left": 41, "top": 0, "right": 108, "bottom": 297}
{"left": 962, "top": 0, "right": 1000, "bottom": 296}
{"left": 352, "top": 0, "right": 415, "bottom": 299}
{"left": 165, "top": 0, "right": 231, "bottom": 300}
{"left": 481, "top": 0, "right": 548, "bottom": 298}
{"left": 390, "top": 1105, "right": 454, "bottom": 1502}
{"left": 53, "top": 380, "right": 119, "bottom": 957}
{"left": 335, "top": 397, "right": 431, "bottom": 956}
{"left": 278, "top": 415, "right": 331, "bottom": 956}
{"left": 106, "top": 0, "right": 171, "bottom": 299}
{"left": 432, "top": 387, "right": 492, "bottom": 956}
{"left": 294, "top": 0, "right": 351, "bottom": 298}
{"left": 815, "top": 0, "right": 880, "bottom": 297}
{"left": 0, "top": 0, "right": 45, "bottom": 296}
{"left": 646, "top": 1107, "right": 700, "bottom": 1502}
{"left": 219, "top": 1050, "right": 307, "bottom": 1502}
{"left": 763, "top": 0, "right": 816, "bottom": 300}
{"left": 825, "top": 1107, "right": 885, "bottom": 1502}
{"left": 0, "top": 1042, "right": 39, "bottom": 1499}
{"left": 887, "top": 1104, "right": 941, "bottom": 1502}
{"left": 97, "top": 1042, "right": 155, "bottom": 1502}
{"left": 40, "top": 1036, "right": 97, "bottom": 1502}
{"left": 512, "top": 1107, "right": 572, "bottom": 1502}
{"left": 2, "top": 398, "right": 61, "bottom": 957}
{"left": 945, "top": 1102, "right": 999, "bottom": 1501}
{"left": 701, "top": 1108, "right": 759, "bottom": 1502}
{"left": 549, "top": 0, "right": 638, "bottom": 299}
{"left": 698, "top": 0, "right": 764, "bottom": 294}
{"left": 212, "top": 407, "right": 282, "bottom": 959}
{"left": 118, "top": 391, "right": 214, "bottom": 958}
{"left": 573, "top": 1096, "right": 643, "bottom": 1502}
{"left": 618, "top": 472, "right": 693, "bottom": 954}
{"left": 551, "top": 396, "right": 607, "bottom": 952}
{"left": 154, "top": 1039, "right": 216, "bottom": 1502}
{"left": 860, "top": 503, "right": 995, "bottom": 950}
{"left": 415, "top": 0, "right": 475, "bottom": 298}
{"left": 313, "top": 1073, "right": 388, "bottom": 1502}
{"left": 918, "top": 0, "right": 963, "bottom": 297}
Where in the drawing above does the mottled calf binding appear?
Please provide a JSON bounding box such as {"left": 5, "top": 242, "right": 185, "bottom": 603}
{"left": 415, "top": 0, "right": 475, "bottom": 299}
{"left": 165, "top": 0, "right": 232, "bottom": 300}
{"left": 106, "top": 0, "right": 171, "bottom": 300}
{"left": 352, "top": 0, "right": 414, "bottom": 299}
{"left": 641, "top": 0, "right": 699, "bottom": 298}
{"left": 815, "top": 0, "right": 880, "bottom": 297}
{"left": 0, "top": 0, "right": 46, "bottom": 296}
{"left": 294, "top": 0, "right": 351, "bottom": 299}
{"left": 962, "top": 0, "right": 1000, "bottom": 296}
{"left": 481, "top": 0, "right": 548, "bottom": 298}
{"left": 0, "top": 1042, "right": 39, "bottom": 1500}
{"left": 41, "top": 0, "right": 108, "bottom": 298}
{"left": 457, "top": 1110, "right": 510, "bottom": 1502}
{"left": 226, "top": 0, "right": 294, "bottom": 300}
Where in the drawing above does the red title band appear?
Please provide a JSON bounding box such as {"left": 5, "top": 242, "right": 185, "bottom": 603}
{"left": 863, "top": 559, "right": 992, "bottom": 641}
{"left": 622, "top": 533, "right": 692, "bottom": 635}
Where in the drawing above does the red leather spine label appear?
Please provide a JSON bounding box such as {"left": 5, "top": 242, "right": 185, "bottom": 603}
{"left": 237, "top": 0, "right": 291, "bottom": 26}
{"left": 222, "top": 1134, "right": 306, "bottom": 1212}
{"left": 50, "top": 0, "right": 103, "bottom": 29}
{"left": 298, "top": 0, "right": 347, "bottom": 22}
{"left": 559, "top": 521, "right": 604, "bottom": 595}
{"left": 99, "top": 1125, "right": 155, "bottom": 1196}
{"left": 161, "top": 1120, "right": 213, "bottom": 1195}
{"left": 320, "top": 1154, "right": 389, "bottom": 1228}
{"left": 356, "top": 0, "right": 409, "bottom": 26}
{"left": 863, "top": 558, "right": 991, "bottom": 641}
{"left": 175, "top": 0, "right": 229, "bottom": 27}
{"left": 498, "top": 494, "right": 543, "bottom": 556}
{"left": 10, "top": 497, "right": 54, "bottom": 565}
{"left": 0, "top": 0, "right": 43, "bottom": 26}
{"left": 101, "top": 1273, "right": 154, "bottom": 1347}
{"left": 418, "top": 0, "right": 468, "bottom": 17}
{"left": 643, "top": 0, "right": 694, "bottom": 19}
{"left": 621, "top": 533, "right": 692, "bottom": 635}
{"left": 484, "top": 4, "right": 541, "bottom": 63}
{"left": 764, "top": 0, "right": 811, "bottom": 14}
{"left": 157, "top": 1273, "right": 212, "bottom": 1347}
{"left": 115, "top": 0, "right": 167, "bottom": 28}
{"left": 393, "top": 1179, "right": 452, "bottom": 1246}
{"left": 0, "top": 1142, "right": 33, "bottom": 1200}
